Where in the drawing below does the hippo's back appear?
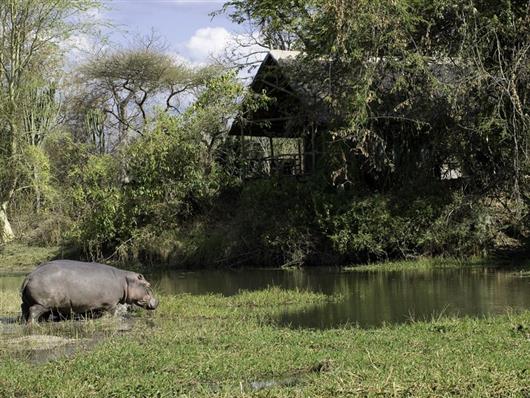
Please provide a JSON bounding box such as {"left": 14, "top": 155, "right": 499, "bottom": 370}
{"left": 34, "top": 259, "right": 121, "bottom": 275}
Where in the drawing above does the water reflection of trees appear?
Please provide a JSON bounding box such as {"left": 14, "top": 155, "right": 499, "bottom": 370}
{"left": 279, "top": 269, "right": 530, "bottom": 328}
{"left": 138, "top": 268, "right": 530, "bottom": 328}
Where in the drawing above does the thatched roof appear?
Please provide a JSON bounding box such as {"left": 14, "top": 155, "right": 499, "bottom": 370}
{"left": 229, "top": 49, "right": 461, "bottom": 139}
{"left": 229, "top": 50, "right": 325, "bottom": 138}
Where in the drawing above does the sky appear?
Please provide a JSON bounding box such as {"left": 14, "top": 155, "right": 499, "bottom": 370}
{"left": 97, "top": 0, "right": 251, "bottom": 65}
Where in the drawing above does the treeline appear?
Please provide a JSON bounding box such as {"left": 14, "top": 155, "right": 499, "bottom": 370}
{"left": 0, "top": 0, "right": 529, "bottom": 267}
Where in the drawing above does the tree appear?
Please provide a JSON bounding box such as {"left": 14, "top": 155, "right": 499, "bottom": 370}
{"left": 183, "top": 72, "right": 246, "bottom": 168}
{"left": 70, "top": 37, "right": 222, "bottom": 150}
{"left": 0, "top": 0, "right": 100, "bottom": 243}
{"left": 218, "top": 0, "right": 315, "bottom": 50}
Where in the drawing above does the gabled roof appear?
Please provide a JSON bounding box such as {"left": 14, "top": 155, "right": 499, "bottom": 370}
{"left": 248, "top": 49, "right": 301, "bottom": 96}
{"left": 230, "top": 50, "right": 303, "bottom": 138}
{"left": 229, "top": 50, "right": 329, "bottom": 138}
{"left": 230, "top": 48, "right": 464, "bottom": 139}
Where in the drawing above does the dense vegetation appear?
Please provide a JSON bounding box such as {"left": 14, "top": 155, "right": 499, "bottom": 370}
{"left": 0, "top": 0, "right": 529, "bottom": 267}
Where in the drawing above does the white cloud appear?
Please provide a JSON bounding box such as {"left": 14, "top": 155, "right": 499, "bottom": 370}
{"left": 185, "top": 27, "right": 233, "bottom": 63}
{"left": 63, "top": 33, "right": 105, "bottom": 68}
{"left": 61, "top": 6, "right": 108, "bottom": 68}
{"left": 182, "top": 26, "right": 268, "bottom": 72}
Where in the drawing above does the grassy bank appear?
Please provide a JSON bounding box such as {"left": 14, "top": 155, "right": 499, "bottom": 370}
{"left": 345, "top": 257, "right": 491, "bottom": 272}
{"left": 0, "top": 243, "right": 59, "bottom": 273}
{"left": 346, "top": 256, "right": 530, "bottom": 272}
{"left": 1, "top": 286, "right": 529, "bottom": 397}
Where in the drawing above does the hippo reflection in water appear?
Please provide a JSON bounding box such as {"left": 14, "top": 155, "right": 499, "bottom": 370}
{"left": 20, "top": 260, "right": 158, "bottom": 323}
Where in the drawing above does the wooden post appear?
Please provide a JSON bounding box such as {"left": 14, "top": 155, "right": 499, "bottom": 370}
{"left": 297, "top": 138, "right": 302, "bottom": 174}
{"left": 311, "top": 125, "right": 316, "bottom": 173}
{"left": 269, "top": 136, "right": 274, "bottom": 175}
{"left": 240, "top": 122, "right": 245, "bottom": 178}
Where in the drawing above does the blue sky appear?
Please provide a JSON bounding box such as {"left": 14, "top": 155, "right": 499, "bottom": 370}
{"left": 102, "top": 0, "right": 246, "bottom": 64}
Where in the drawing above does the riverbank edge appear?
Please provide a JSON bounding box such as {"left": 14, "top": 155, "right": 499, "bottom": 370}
{"left": 0, "top": 243, "right": 60, "bottom": 273}
{"left": 2, "top": 247, "right": 530, "bottom": 396}
{"left": 2, "top": 242, "right": 529, "bottom": 274}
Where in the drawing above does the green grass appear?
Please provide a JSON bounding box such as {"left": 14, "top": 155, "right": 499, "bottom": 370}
{"left": 0, "top": 243, "right": 59, "bottom": 273}
{"left": 1, "top": 285, "right": 530, "bottom": 397}
{"left": 346, "top": 255, "right": 530, "bottom": 273}
{"left": 345, "top": 257, "right": 492, "bottom": 272}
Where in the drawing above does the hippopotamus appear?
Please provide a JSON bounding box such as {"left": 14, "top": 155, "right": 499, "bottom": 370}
{"left": 20, "top": 260, "right": 158, "bottom": 323}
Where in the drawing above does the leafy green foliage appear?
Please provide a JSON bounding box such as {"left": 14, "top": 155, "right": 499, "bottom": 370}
{"left": 317, "top": 192, "right": 496, "bottom": 262}
{"left": 223, "top": 0, "right": 529, "bottom": 195}
{"left": 0, "top": 0, "right": 102, "bottom": 243}
{"left": 123, "top": 113, "right": 216, "bottom": 227}
{"left": 236, "top": 178, "right": 317, "bottom": 265}
{"left": 179, "top": 177, "right": 498, "bottom": 267}
{"left": 67, "top": 154, "right": 127, "bottom": 259}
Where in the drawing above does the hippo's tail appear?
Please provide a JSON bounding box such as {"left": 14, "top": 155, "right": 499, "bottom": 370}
{"left": 20, "top": 276, "right": 28, "bottom": 294}
{"left": 19, "top": 277, "right": 31, "bottom": 322}
{"left": 19, "top": 276, "right": 31, "bottom": 301}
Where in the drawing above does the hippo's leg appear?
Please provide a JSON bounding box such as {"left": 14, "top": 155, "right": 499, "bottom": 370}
{"left": 20, "top": 302, "right": 30, "bottom": 323}
{"left": 107, "top": 305, "right": 118, "bottom": 317}
{"left": 51, "top": 309, "right": 69, "bottom": 322}
{"left": 28, "top": 304, "right": 49, "bottom": 323}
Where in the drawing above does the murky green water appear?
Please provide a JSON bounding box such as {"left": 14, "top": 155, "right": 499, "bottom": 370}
{"left": 3, "top": 267, "right": 530, "bottom": 329}
{"left": 150, "top": 267, "right": 530, "bottom": 328}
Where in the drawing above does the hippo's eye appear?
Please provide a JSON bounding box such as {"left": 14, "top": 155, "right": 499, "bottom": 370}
{"left": 138, "top": 274, "right": 144, "bottom": 280}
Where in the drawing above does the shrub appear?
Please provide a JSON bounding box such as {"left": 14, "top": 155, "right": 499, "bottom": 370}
{"left": 67, "top": 154, "right": 128, "bottom": 260}
{"left": 123, "top": 113, "right": 218, "bottom": 228}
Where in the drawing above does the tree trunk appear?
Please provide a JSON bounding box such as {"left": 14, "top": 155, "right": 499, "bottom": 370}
{"left": 0, "top": 201, "right": 14, "bottom": 243}
{"left": 34, "top": 166, "right": 41, "bottom": 212}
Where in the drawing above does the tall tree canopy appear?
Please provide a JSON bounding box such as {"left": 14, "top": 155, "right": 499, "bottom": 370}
{"left": 69, "top": 38, "right": 222, "bottom": 152}
{"left": 0, "top": 0, "right": 100, "bottom": 242}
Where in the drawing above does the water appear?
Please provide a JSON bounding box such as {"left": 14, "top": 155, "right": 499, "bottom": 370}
{"left": 3, "top": 267, "right": 530, "bottom": 329}
{"left": 0, "top": 273, "right": 25, "bottom": 292}
{"left": 151, "top": 267, "right": 530, "bottom": 328}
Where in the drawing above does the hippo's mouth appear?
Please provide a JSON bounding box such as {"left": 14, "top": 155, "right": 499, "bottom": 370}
{"left": 136, "top": 298, "right": 158, "bottom": 310}
{"left": 135, "top": 289, "right": 158, "bottom": 310}
{"left": 145, "top": 299, "right": 158, "bottom": 310}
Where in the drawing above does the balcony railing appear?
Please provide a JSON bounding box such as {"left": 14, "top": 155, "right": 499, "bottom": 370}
{"left": 242, "top": 153, "right": 306, "bottom": 178}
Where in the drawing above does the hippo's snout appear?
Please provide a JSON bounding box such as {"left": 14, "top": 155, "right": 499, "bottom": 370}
{"left": 146, "top": 297, "right": 158, "bottom": 310}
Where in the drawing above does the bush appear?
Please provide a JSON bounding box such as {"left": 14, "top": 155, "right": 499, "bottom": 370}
{"left": 64, "top": 113, "right": 225, "bottom": 261}
{"left": 316, "top": 191, "right": 498, "bottom": 262}
{"left": 67, "top": 154, "right": 128, "bottom": 260}
{"left": 233, "top": 178, "right": 317, "bottom": 266}
{"left": 123, "top": 113, "right": 219, "bottom": 228}
{"left": 422, "top": 195, "right": 497, "bottom": 257}
{"left": 316, "top": 194, "right": 426, "bottom": 262}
